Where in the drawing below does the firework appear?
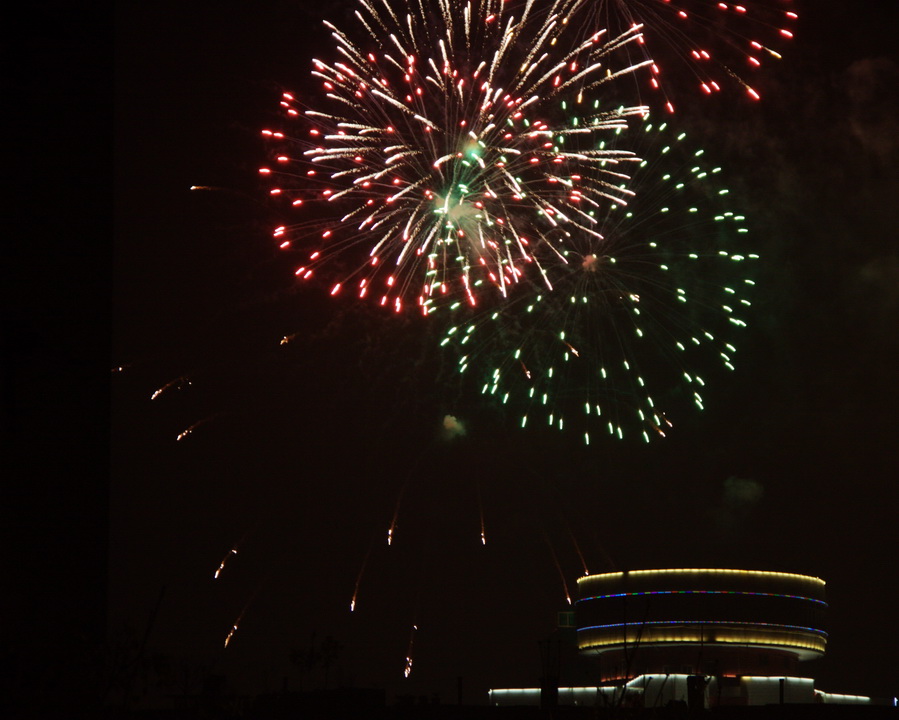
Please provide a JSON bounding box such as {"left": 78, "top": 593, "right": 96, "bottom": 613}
{"left": 175, "top": 415, "right": 216, "bottom": 442}
{"left": 439, "top": 114, "right": 757, "bottom": 443}
{"left": 223, "top": 622, "right": 240, "bottom": 648}
{"left": 261, "top": 0, "right": 657, "bottom": 315}
{"left": 477, "top": 483, "right": 487, "bottom": 545}
{"left": 350, "top": 541, "right": 376, "bottom": 613}
{"left": 214, "top": 547, "right": 238, "bottom": 580}
{"left": 151, "top": 375, "right": 191, "bottom": 401}
{"left": 544, "top": 531, "right": 573, "bottom": 604}
{"left": 581, "top": 0, "right": 798, "bottom": 110}
{"left": 403, "top": 624, "right": 418, "bottom": 678}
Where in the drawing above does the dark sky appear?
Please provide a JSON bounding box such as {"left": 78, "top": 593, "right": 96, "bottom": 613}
{"left": 54, "top": 0, "right": 899, "bottom": 708}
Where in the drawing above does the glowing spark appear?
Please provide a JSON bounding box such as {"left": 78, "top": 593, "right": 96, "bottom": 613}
{"left": 544, "top": 532, "right": 573, "bottom": 604}
{"left": 351, "top": 545, "right": 373, "bottom": 612}
{"left": 263, "top": 0, "right": 654, "bottom": 313}
{"left": 175, "top": 416, "right": 215, "bottom": 442}
{"left": 214, "top": 548, "right": 238, "bottom": 580}
{"left": 439, "top": 114, "right": 756, "bottom": 441}
{"left": 574, "top": 0, "right": 797, "bottom": 107}
{"left": 404, "top": 625, "right": 418, "bottom": 678}
{"left": 151, "top": 376, "right": 191, "bottom": 400}
{"left": 224, "top": 626, "right": 237, "bottom": 647}
{"left": 477, "top": 483, "right": 487, "bottom": 545}
{"left": 176, "top": 424, "right": 198, "bottom": 442}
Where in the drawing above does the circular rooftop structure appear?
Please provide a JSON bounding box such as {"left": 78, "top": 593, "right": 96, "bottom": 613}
{"left": 576, "top": 569, "right": 827, "bottom": 681}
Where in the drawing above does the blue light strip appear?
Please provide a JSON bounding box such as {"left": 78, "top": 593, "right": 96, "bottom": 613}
{"left": 577, "top": 590, "right": 827, "bottom": 606}
{"left": 577, "top": 620, "right": 828, "bottom": 636}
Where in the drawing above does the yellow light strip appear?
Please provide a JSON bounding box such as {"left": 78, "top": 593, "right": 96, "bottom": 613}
{"left": 578, "top": 628, "right": 826, "bottom": 654}
{"left": 578, "top": 568, "right": 824, "bottom": 585}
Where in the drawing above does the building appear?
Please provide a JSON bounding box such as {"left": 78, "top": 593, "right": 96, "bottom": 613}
{"left": 490, "top": 568, "right": 893, "bottom": 710}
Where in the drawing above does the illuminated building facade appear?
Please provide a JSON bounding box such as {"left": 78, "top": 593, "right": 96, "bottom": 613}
{"left": 490, "top": 569, "right": 892, "bottom": 709}
{"left": 577, "top": 568, "right": 827, "bottom": 682}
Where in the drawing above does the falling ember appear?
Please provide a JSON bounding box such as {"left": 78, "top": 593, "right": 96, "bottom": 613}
{"left": 567, "top": 525, "right": 589, "bottom": 577}
{"left": 404, "top": 625, "right": 418, "bottom": 678}
{"left": 214, "top": 548, "right": 238, "bottom": 580}
{"left": 387, "top": 482, "right": 407, "bottom": 546}
{"left": 175, "top": 416, "right": 215, "bottom": 442}
{"left": 224, "top": 594, "right": 257, "bottom": 649}
{"left": 176, "top": 421, "right": 200, "bottom": 442}
{"left": 544, "top": 532, "right": 573, "bottom": 605}
{"left": 176, "top": 425, "right": 197, "bottom": 442}
{"left": 350, "top": 546, "right": 372, "bottom": 613}
{"left": 477, "top": 483, "right": 487, "bottom": 545}
{"left": 582, "top": 0, "right": 796, "bottom": 108}
{"left": 224, "top": 623, "right": 239, "bottom": 648}
{"left": 151, "top": 375, "right": 191, "bottom": 400}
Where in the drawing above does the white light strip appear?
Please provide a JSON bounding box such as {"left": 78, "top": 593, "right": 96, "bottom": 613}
{"left": 742, "top": 676, "right": 814, "bottom": 683}
{"left": 815, "top": 690, "right": 872, "bottom": 703}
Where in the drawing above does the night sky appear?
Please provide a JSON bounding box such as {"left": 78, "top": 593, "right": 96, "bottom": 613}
{"left": 13, "top": 0, "right": 899, "bottom": 711}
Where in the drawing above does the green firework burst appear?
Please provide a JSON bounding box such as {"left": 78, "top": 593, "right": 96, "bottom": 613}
{"left": 439, "top": 113, "right": 757, "bottom": 443}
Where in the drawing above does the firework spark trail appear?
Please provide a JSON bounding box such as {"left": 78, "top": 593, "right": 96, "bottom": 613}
{"left": 350, "top": 543, "right": 375, "bottom": 612}
{"left": 222, "top": 581, "right": 268, "bottom": 650}
{"left": 591, "top": 530, "right": 619, "bottom": 573}
{"left": 477, "top": 482, "right": 486, "bottom": 546}
{"left": 403, "top": 624, "right": 418, "bottom": 678}
{"left": 579, "top": 0, "right": 798, "bottom": 110}
{"left": 567, "top": 524, "right": 589, "bottom": 577}
{"left": 543, "top": 531, "right": 572, "bottom": 605}
{"left": 386, "top": 483, "right": 406, "bottom": 546}
{"left": 151, "top": 375, "right": 191, "bottom": 400}
{"left": 223, "top": 621, "right": 240, "bottom": 649}
{"left": 175, "top": 416, "right": 215, "bottom": 442}
{"left": 439, "top": 113, "right": 756, "bottom": 442}
{"left": 223, "top": 591, "right": 258, "bottom": 649}
{"left": 176, "top": 422, "right": 200, "bottom": 442}
{"left": 214, "top": 546, "right": 239, "bottom": 580}
{"left": 383, "top": 444, "right": 435, "bottom": 546}
{"left": 262, "top": 0, "right": 656, "bottom": 315}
